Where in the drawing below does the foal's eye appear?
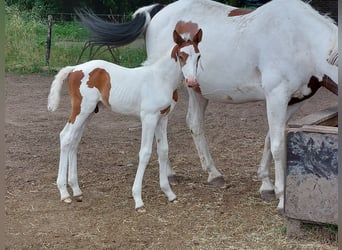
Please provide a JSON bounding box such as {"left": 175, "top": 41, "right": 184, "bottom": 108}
{"left": 178, "top": 55, "right": 184, "bottom": 61}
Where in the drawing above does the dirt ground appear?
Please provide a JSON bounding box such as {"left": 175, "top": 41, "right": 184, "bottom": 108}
{"left": 5, "top": 73, "right": 338, "bottom": 249}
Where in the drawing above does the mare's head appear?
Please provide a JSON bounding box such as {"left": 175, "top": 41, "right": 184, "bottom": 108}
{"left": 171, "top": 21, "right": 202, "bottom": 88}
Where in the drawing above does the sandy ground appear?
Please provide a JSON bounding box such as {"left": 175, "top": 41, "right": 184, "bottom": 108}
{"left": 5, "top": 73, "right": 338, "bottom": 249}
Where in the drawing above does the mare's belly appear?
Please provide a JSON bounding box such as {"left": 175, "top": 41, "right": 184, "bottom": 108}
{"left": 200, "top": 84, "right": 265, "bottom": 103}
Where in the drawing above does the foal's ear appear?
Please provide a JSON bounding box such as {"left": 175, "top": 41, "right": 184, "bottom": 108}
{"left": 193, "top": 29, "right": 203, "bottom": 44}
{"left": 173, "top": 30, "right": 185, "bottom": 45}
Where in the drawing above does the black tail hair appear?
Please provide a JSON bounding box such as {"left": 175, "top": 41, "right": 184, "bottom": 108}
{"left": 76, "top": 4, "right": 165, "bottom": 46}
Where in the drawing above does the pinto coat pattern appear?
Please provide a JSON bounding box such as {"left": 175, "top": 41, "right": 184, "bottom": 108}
{"left": 48, "top": 23, "right": 203, "bottom": 210}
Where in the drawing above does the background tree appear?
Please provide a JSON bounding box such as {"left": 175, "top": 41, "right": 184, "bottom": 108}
{"left": 5, "top": 0, "right": 246, "bottom": 19}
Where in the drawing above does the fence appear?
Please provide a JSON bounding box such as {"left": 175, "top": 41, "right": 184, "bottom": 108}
{"left": 48, "top": 12, "right": 131, "bottom": 23}
{"left": 45, "top": 13, "right": 131, "bottom": 65}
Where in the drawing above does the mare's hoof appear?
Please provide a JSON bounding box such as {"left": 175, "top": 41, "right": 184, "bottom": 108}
{"left": 74, "top": 195, "right": 83, "bottom": 202}
{"left": 277, "top": 207, "right": 285, "bottom": 217}
{"left": 208, "top": 176, "right": 225, "bottom": 188}
{"left": 260, "top": 190, "right": 276, "bottom": 201}
{"left": 62, "top": 197, "right": 72, "bottom": 204}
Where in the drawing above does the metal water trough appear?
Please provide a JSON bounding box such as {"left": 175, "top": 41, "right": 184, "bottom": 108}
{"left": 285, "top": 106, "right": 338, "bottom": 236}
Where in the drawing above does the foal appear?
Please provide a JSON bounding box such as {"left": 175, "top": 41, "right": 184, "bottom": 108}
{"left": 48, "top": 21, "right": 202, "bottom": 210}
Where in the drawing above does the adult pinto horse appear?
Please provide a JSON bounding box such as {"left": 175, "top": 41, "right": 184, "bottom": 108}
{"left": 79, "top": 0, "right": 338, "bottom": 212}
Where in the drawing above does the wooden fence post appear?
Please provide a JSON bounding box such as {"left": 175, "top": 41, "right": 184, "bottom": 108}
{"left": 46, "top": 15, "right": 53, "bottom": 65}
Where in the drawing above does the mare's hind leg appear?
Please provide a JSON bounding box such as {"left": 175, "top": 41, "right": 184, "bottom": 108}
{"left": 186, "top": 88, "right": 224, "bottom": 187}
{"left": 155, "top": 115, "right": 177, "bottom": 202}
{"left": 57, "top": 111, "right": 93, "bottom": 203}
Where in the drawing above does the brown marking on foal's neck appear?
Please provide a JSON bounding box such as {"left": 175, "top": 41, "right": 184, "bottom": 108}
{"left": 228, "top": 8, "right": 254, "bottom": 17}
{"left": 193, "top": 85, "right": 202, "bottom": 94}
{"left": 87, "top": 68, "right": 112, "bottom": 107}
{"left": 67, "top": 70, "right": 84, "bottom": 124}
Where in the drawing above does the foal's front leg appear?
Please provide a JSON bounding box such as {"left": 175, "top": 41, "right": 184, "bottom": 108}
{"left": 154, "top": 115, "right": 177, "bottom": 202}
{"left": 186, "top": 88, "right": 225, "bottom": 187}
{"left": 132, "top": 113, "right": 160, "bottom": 210}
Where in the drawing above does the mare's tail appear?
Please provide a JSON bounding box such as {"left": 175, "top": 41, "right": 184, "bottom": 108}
{"left": 76, "top": 4, "right": 165, "bottom": 46}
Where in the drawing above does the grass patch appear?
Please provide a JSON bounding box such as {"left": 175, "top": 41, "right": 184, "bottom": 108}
{"left": 5, "top": 4, "right": 147, "bottom": 74}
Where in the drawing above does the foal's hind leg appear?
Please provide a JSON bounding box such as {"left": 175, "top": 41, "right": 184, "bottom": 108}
{"left": 67, "top": 113, "right": 93, "bottom": 202}
{"left": 57, "top": 112, "right": 92, "bottom": 203}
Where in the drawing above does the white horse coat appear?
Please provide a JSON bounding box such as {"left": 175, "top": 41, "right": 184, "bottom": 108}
{"left": 79, "top": 0, "right": 338, "bottom": 212}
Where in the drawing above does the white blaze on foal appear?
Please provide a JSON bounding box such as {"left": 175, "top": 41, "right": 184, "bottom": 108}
{"left": 48, "top": 21, "right": 202, "bottom": 210}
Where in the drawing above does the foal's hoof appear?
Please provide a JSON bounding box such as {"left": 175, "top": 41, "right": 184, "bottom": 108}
{"left": 136, "top": 207, "right": 146, "bottom": 213}
{"left": 62, "top": 197, "right": 72, "bottom": 204}
{"left": 168, "top": 175, "right": 179, "bottom": 186}
{"left": 208, "top": 176, "right": 225, "bottom": 188}
{"left": 260, "top": 190, "right": 276, "bottom": 201}
{"left": 171, "top": 198, "right": 178, "bottom": 204}
{"left": 74, "top": 195, "right": 83, "bottom": 202}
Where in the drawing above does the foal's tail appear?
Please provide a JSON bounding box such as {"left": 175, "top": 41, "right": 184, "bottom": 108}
{"left": 76, "top": 4, "right": 165, "bottom": 46}
{"left": 47, "top": 66, "right": 75, "bottom": 112}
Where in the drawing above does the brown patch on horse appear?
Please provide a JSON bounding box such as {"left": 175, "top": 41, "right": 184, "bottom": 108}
{"left": 171, "top": 21, "right": 202, "bottom": 62}
{"left": 174, "top": 21, "right": 199, "bottom": 41}
{"left": 228, "top": 8, "right": 254, "bottom": 17}
{"left": 289, "top": 75, "right": 338, "bottom": 106}
{"left": 67, "top": 70, "right": 84, "bottom": 124}
{"left": 173, "top": 90, "right": 178, "bottom": 102}
{"left": 193, "top": 85, "right": 202, "bottom": 95}
{"left": 160, "top": 105, "right": 171, "bottom": 115}
{"left": 87, "top": 68, "right": 112, "bottom": 107}
{"left": 288, "top": 76, "right": 322, "bottom": 105}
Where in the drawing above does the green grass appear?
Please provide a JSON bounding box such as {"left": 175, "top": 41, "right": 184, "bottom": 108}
{"left": 5, "top": 4, "right": 147, "bottom": 74}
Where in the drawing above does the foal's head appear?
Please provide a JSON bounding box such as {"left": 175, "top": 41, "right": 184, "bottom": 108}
{"left": 171, "top": 21, "right": 202, "bottom": 88}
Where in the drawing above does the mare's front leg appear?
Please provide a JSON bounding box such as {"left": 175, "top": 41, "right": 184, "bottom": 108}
{"left": 132, "top": 113, "right": 159, "bottom": 210}
{"left": 257, "top": 131, "right": 275, "bottom": 201}
{"left": 186, "top": 88, "right": 224, "bottom": 187}
{"left": 264, "top": 83, "right": 290, "bottom": 213}
{"left": 154, "top": 115, "right": 177, "bottom": 202}
{"left": 257, "top": 102, "right": 304, "bottom": 201}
